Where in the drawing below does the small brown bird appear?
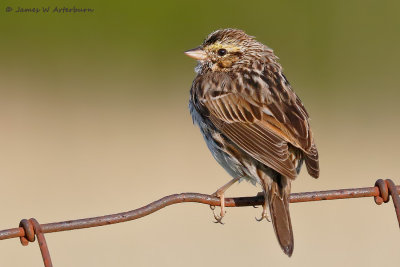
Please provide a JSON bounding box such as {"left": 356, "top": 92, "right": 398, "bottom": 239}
{"left": 185, "top": 29, "right": 319, "bottom": 256}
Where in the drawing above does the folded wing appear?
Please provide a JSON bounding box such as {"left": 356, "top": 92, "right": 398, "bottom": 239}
{"left": 198, "top": 70, "right": 319, "bottom": 179}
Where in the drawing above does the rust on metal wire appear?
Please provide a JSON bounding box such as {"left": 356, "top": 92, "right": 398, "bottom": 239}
{"left": 19, "top": 218, "right": 53, "bottom": 267}
{"left": 0, "top": 179, "right": 399, "bottom": 266}
{"left": 374, "top": 179, "right": 400, "bottom": 226}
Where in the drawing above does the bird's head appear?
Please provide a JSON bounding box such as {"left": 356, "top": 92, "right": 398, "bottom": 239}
{"left": 185, "top": 28, "right": 274, "bottom": 73}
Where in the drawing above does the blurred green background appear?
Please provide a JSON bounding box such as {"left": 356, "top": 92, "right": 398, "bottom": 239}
{"left": 0, "top": 0, "right": 399, "bottom": 266}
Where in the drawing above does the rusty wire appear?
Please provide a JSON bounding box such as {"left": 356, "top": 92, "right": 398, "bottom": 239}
{"left": 19, "top": 218, "right": 53, "bottom": 267}
{"left": 0, "top": 178, "right": 399, "bottom": 266}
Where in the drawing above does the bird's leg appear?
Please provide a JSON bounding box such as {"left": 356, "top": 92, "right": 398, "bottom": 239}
{"left": 210, "top": 177, "right": 240, "bottom": 224}
{"left": 255, "top": 191, "right": 271, "bottom": 222}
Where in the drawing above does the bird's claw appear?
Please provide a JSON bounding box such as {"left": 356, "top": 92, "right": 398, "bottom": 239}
{"left": 210, "top": 192, "right": 226, "bottom": 224}
{"left": 255, "top": 213, "right": 271, "bottom": 222}
{"left": 255, "top": 204, "right": 271, "bottom": 222}
{"left": 209, "top": 205, "right": 225, "bottom": 224}
{"left": 212, "top": 210, "right": 225, "bottom": 224}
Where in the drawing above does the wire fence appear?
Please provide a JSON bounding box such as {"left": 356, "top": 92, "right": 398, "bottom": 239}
{"left": 0, "top": 178, "right": 399, "bottom": 267}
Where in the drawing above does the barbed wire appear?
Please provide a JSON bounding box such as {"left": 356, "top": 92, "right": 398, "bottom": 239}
{"left": 0, "top": 178, "right": 399, "bottom": 267}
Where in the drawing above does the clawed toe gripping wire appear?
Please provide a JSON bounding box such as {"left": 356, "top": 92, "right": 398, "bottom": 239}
{"left": 0, "top": 179, "right": 398, "bottom": 266}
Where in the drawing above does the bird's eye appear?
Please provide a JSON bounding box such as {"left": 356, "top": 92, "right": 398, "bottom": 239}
{"left": 217, "top": 48, "right": 227, "bottom": 56}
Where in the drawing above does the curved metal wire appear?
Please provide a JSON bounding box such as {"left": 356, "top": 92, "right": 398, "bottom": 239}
{"left": 19, "top": 218, "right": 53, "bottom": 267}
{"left": 0, "top": 179, "right": 398, "bottom": 266}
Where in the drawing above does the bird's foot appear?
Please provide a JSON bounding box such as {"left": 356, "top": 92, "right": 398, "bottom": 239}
{"left": 255, "top": 205, "right": 271, "bottom": 222}
{"left": 255, "top": 192, "right": 271, "bottom": 222}
{"left": 210, "top": 191, "right": 226, "bottom": 224}
{"left": 209, "top": 177, "right": 241, "bottom": 224}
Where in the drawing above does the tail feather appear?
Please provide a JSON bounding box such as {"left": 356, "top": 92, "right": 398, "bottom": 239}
{"left": 268, "top": 177, "right": 294, "bottom": 257}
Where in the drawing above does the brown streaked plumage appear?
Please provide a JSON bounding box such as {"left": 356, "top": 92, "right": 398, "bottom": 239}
{"left": 185, "top": 28, "right": 319, "bottom": 257}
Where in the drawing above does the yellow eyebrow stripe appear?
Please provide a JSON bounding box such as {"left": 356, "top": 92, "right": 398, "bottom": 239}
{"left": 207, "top": 42, "right": 241, "bottom": 52}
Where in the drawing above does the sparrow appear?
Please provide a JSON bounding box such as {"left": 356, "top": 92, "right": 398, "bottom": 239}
{"left": 185, "top": 28, "right": 319, "bottom": 257}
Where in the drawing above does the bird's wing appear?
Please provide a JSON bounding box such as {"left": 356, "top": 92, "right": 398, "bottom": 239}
{"left": 197, "top": 70, "right": 319, "bottom": 179}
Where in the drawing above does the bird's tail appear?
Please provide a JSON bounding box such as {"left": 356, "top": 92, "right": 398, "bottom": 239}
{"left": 268, "top": 176, "right": 294, "bottom": 257}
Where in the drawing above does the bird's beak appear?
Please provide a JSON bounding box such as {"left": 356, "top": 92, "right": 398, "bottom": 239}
{"left": 184, "top": 46, "right": 207, "bottom": 61}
